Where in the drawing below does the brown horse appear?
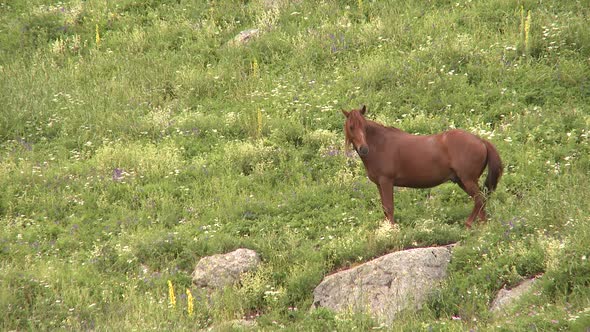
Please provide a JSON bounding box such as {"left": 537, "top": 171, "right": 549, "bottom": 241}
{"left": 342, "top": 105, "right": 503, "bottom": 228}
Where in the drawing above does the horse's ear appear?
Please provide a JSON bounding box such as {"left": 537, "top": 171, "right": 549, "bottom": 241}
{"left": 341, "top": 109, "right": 350, "bottom": 117}
{"left": 360, "top": 105, "right": 367, "bottom": 115}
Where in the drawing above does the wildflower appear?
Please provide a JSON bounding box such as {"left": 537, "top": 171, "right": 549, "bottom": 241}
{"left": 524, "top": 11, "right": 531, "bottom": 55}
{"left": 112, "top": 168, "right": 123, "bottom": 181}
{"left": 520, "top": 7, "right": 532, "bottom": 55}
{"left": 257, "top": 109, "right": 263, "bottom": 138}
{"left": 95, "top": 24, "right": 100, "bottom": 48}
{"left": 251, "top": 59, "right": 259, "bottom": 78}
{"left": 186, "top": 288, "right": 194, "bottom": 316}
{"left": 168, "top": 280, "right": 176, "bottom": 308}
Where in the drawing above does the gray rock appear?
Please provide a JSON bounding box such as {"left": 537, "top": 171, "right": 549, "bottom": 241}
{"left": 192, "top": 248, "right": 261, "bottom": 290}
{"left": 313, "top": 246, "right": 452, "bottom": 323}
{"left": 229, "top": 29, "right": 260, "bottom": 46}
{"left": 490, "top": 277, "right": 540, "bottom": 313}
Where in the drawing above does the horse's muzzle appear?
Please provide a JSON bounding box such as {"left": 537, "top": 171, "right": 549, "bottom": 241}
{"left": 358, "top": 145, "right": 369, "bottom": 156}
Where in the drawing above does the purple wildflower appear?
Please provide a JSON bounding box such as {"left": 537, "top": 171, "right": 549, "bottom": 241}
{"left": 112, "top": 168, "right": 124, "bottom": 181}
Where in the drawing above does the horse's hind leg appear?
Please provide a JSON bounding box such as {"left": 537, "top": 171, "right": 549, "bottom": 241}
{"left": 456, "top": 178, "right": 485, "bottom": 228}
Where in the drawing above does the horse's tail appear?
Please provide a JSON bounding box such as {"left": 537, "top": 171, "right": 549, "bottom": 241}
{"left": 483, "top": 139, "right": 503, "bottom": 193}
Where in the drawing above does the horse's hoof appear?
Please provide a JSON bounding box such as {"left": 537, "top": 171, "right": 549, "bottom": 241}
{"left": 376, "top": 219, "right": 399, "bottom": 239}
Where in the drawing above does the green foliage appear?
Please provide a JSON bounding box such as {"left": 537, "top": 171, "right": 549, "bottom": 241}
{"left": 1, "top": 0, "right": 590, "bottom": 330}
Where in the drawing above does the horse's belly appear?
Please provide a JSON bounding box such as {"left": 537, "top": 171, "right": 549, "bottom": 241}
{"left": 395, "top": 177, "right": 450, "bottom": 189}
{"left": 394, "top": 165, "right": 454, "bottom": 188}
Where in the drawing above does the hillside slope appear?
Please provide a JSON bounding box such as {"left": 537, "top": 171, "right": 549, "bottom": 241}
{"left": 1, "top": 0, "right": 589, "bottom": 330}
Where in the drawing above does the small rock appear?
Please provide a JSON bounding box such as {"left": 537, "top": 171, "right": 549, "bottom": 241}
{"left": 490, "top": 276, "right": 540, "bottom": 313}
{"left": 192, "top": 248, "right": 261, "bottom": 290}
{"left": 229, "top": 29, "right": 260, "bottom": 46}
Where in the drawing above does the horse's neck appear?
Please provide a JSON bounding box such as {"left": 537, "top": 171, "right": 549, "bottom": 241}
{"left": 365, "top": 121, "right": 405, "bottom": 143}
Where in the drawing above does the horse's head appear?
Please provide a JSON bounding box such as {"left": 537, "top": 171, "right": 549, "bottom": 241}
{"left": 342, "top": 105, "right": 369, "bottom": 156}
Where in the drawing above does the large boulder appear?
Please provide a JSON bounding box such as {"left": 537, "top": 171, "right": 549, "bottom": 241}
{"left": 192, "top": 248, "right": 261, "bottom": 290}
{"left": 490, "top": 277, "right": 540, "bottom": 313}
{"left": 313, "top": 246, "right": 452, "bottom": 323}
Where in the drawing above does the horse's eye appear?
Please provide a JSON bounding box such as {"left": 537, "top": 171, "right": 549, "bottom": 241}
{"left": 349, "top": 125, "right": 354, "bottom": 130}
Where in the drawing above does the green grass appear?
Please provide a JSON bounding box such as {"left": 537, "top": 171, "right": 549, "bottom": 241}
{"left": 1, "top": 0, "right": 590, "bottom": 330}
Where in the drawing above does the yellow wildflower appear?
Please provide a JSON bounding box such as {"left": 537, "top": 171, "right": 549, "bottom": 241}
{"left": 167, "top": 280, "right": 176, "bottom": 308}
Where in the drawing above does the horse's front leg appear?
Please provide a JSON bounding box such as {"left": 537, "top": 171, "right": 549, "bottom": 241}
{"left": 377, "top": 179, "right": 395, "bottom": 225}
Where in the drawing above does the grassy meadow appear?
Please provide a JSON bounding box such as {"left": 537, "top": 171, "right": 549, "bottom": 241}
{"left": 1, "top": 0, "right": 590, "bottom": 330}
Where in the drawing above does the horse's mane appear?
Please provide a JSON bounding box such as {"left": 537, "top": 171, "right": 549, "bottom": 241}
{"left": 365, "top": 118, "right": 404, "bottom": 135}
